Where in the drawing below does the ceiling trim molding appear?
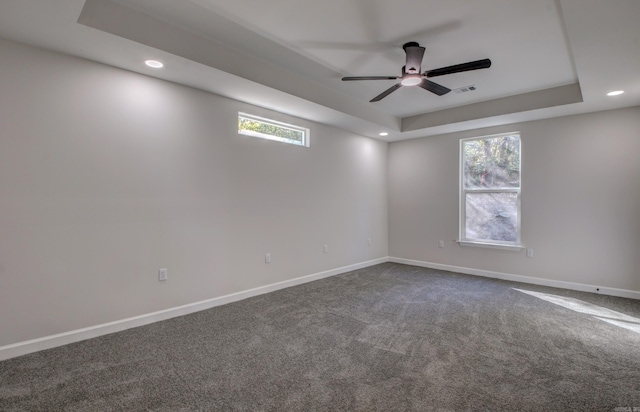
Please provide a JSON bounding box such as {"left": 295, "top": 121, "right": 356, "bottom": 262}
{"left": 402, "top": 83, "right": 583, "bottom": 132}
{"left": 78, "top": 0, "right": 400, "bottom": 132}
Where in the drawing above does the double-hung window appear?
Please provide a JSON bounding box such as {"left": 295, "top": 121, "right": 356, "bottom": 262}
{"left": 460, "top": 133, "right": 521, "bottom": 249}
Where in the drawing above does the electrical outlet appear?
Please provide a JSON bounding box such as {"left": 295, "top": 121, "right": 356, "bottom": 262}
{"left": 158, "top": 268, "right": 168, "bottom": 281}
{"left": 438, "top": 240, "right": 444, "bottom": 248}
{"left": 265, "top": 253, "right": 271, "bottom": 263}
{"left": 323, "top": 244, "right": 329, "bottom": 253}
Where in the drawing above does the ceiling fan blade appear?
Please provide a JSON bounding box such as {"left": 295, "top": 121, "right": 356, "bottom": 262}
{"left": 370, "top": 83, "right": 402, "bottom": 102}
{"left": 418, "top": 79, "right": 451, "bottom": 96}
{"left": 425, "top": 58, "right": 492, "bottom": 78}
{"left": 404, "top": 45, "right": 425, "bottom": 74}
{"left": 342, "top": 76, "right": 399, "bottom": 81}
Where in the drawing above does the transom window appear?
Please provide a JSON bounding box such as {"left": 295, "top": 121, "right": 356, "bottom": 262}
{"left": 238, "top": 112, "right": 309, "bottom": 147}
{"left": 460, "top": 133, "right": 521, "bottom": 248}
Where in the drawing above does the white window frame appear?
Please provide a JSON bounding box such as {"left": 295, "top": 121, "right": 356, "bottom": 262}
{"left": 458, "top": 132, "right": 523, "bottom": 251}
{"left": 238, "top": 112, "right": 310, "bottom": 147}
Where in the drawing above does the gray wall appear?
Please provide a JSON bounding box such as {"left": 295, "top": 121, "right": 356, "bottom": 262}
{"left": 389, "top": 106, "right": 640, "bottom": 292}
{"left": 0, "top": 39, "right": 388, "bottom": 346}
{"left": 2, "top": 36, "right": 639, "bottom": 349}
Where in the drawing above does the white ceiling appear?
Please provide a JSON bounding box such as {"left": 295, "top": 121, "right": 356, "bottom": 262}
{"left": 0, "top": 0, "right": 638, "bottom": 141}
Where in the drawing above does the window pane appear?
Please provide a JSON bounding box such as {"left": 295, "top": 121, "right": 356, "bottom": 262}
{"left": 238, "top": 114, "right": 306, "bottom": 146}
{"left": 463, "top": 135, "right": 520, "bottom": 189}
{"left": 465, "top": 192, "right": 518, "bottom": 242}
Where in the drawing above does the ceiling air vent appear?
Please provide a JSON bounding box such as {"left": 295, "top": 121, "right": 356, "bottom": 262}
{"left": 453, "top": 85, "right": 476, "bottom": 94}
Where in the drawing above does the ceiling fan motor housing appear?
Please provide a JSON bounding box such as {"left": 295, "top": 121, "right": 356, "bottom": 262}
{"left": 402, "top": 42, "right": 424, "bottom": 74}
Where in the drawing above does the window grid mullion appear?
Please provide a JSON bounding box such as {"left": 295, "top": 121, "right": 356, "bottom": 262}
{"left": 463, "top": 188, "right": 520, "bottom": 194}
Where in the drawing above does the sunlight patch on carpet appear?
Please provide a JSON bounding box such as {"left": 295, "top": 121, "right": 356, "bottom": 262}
{"left": 513, "top": 288, "right": 640, "bottom": 334}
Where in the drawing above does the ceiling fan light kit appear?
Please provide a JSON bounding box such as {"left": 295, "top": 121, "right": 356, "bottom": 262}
{"left": 342, "top": 42, "right": 491, "bottom": 102}
{"left": 401, "top": 75, "right": 422, "bottom": 86}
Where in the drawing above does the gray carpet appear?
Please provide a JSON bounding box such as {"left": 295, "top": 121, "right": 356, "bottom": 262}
{"left": 1, "top": 262, "right": 640, "bottom": 411}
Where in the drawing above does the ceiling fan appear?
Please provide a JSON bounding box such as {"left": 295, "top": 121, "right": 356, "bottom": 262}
{"left": 342, "top": 42, "right": 491, "bottom": 102}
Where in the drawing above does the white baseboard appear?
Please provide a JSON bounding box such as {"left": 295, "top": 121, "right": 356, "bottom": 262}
{"left": 4, "top": 256, "right": 638, "bottom": 361}
{"left": 0, "top": 257, "right": 389, "bottom": 361}
{"left": 389, "top": 257, "right": 640, "bottom": 300}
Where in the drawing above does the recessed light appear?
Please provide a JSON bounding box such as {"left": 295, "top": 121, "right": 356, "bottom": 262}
{"left": 379, "top": 132, "right": 389, "bottom": 136}
{"left": 145, "top": 60, "right": 164, "bottom": 69}
{"left": 607, "top": 90, "right": 624, "bottom": 96}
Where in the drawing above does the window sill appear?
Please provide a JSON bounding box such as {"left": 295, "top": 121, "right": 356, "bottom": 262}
{"left": 457, "top": 240, "right": 524, "bottom": 251}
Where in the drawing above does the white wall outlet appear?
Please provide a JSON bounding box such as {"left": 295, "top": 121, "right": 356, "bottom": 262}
{"left": 158, "top": 268, "right": 168, "bottom": 281}
{"left": 526, "top": 249, "right": 534, "bottom": 258}
{"left": 265, "top": 253, "right": 271, "bottom": 263}
{"left": 438, "top": 240, "right": 445, "bottom": 248}
{"left": 323, "top": 244, "right": 329, "bottom": 253}
{"left": 368, "top": 238, "right": 372, "bottom": 246}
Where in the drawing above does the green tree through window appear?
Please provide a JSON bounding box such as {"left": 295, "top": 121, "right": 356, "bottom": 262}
{"left": 238, "top": 113, "right": 308, "bottom": 146}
